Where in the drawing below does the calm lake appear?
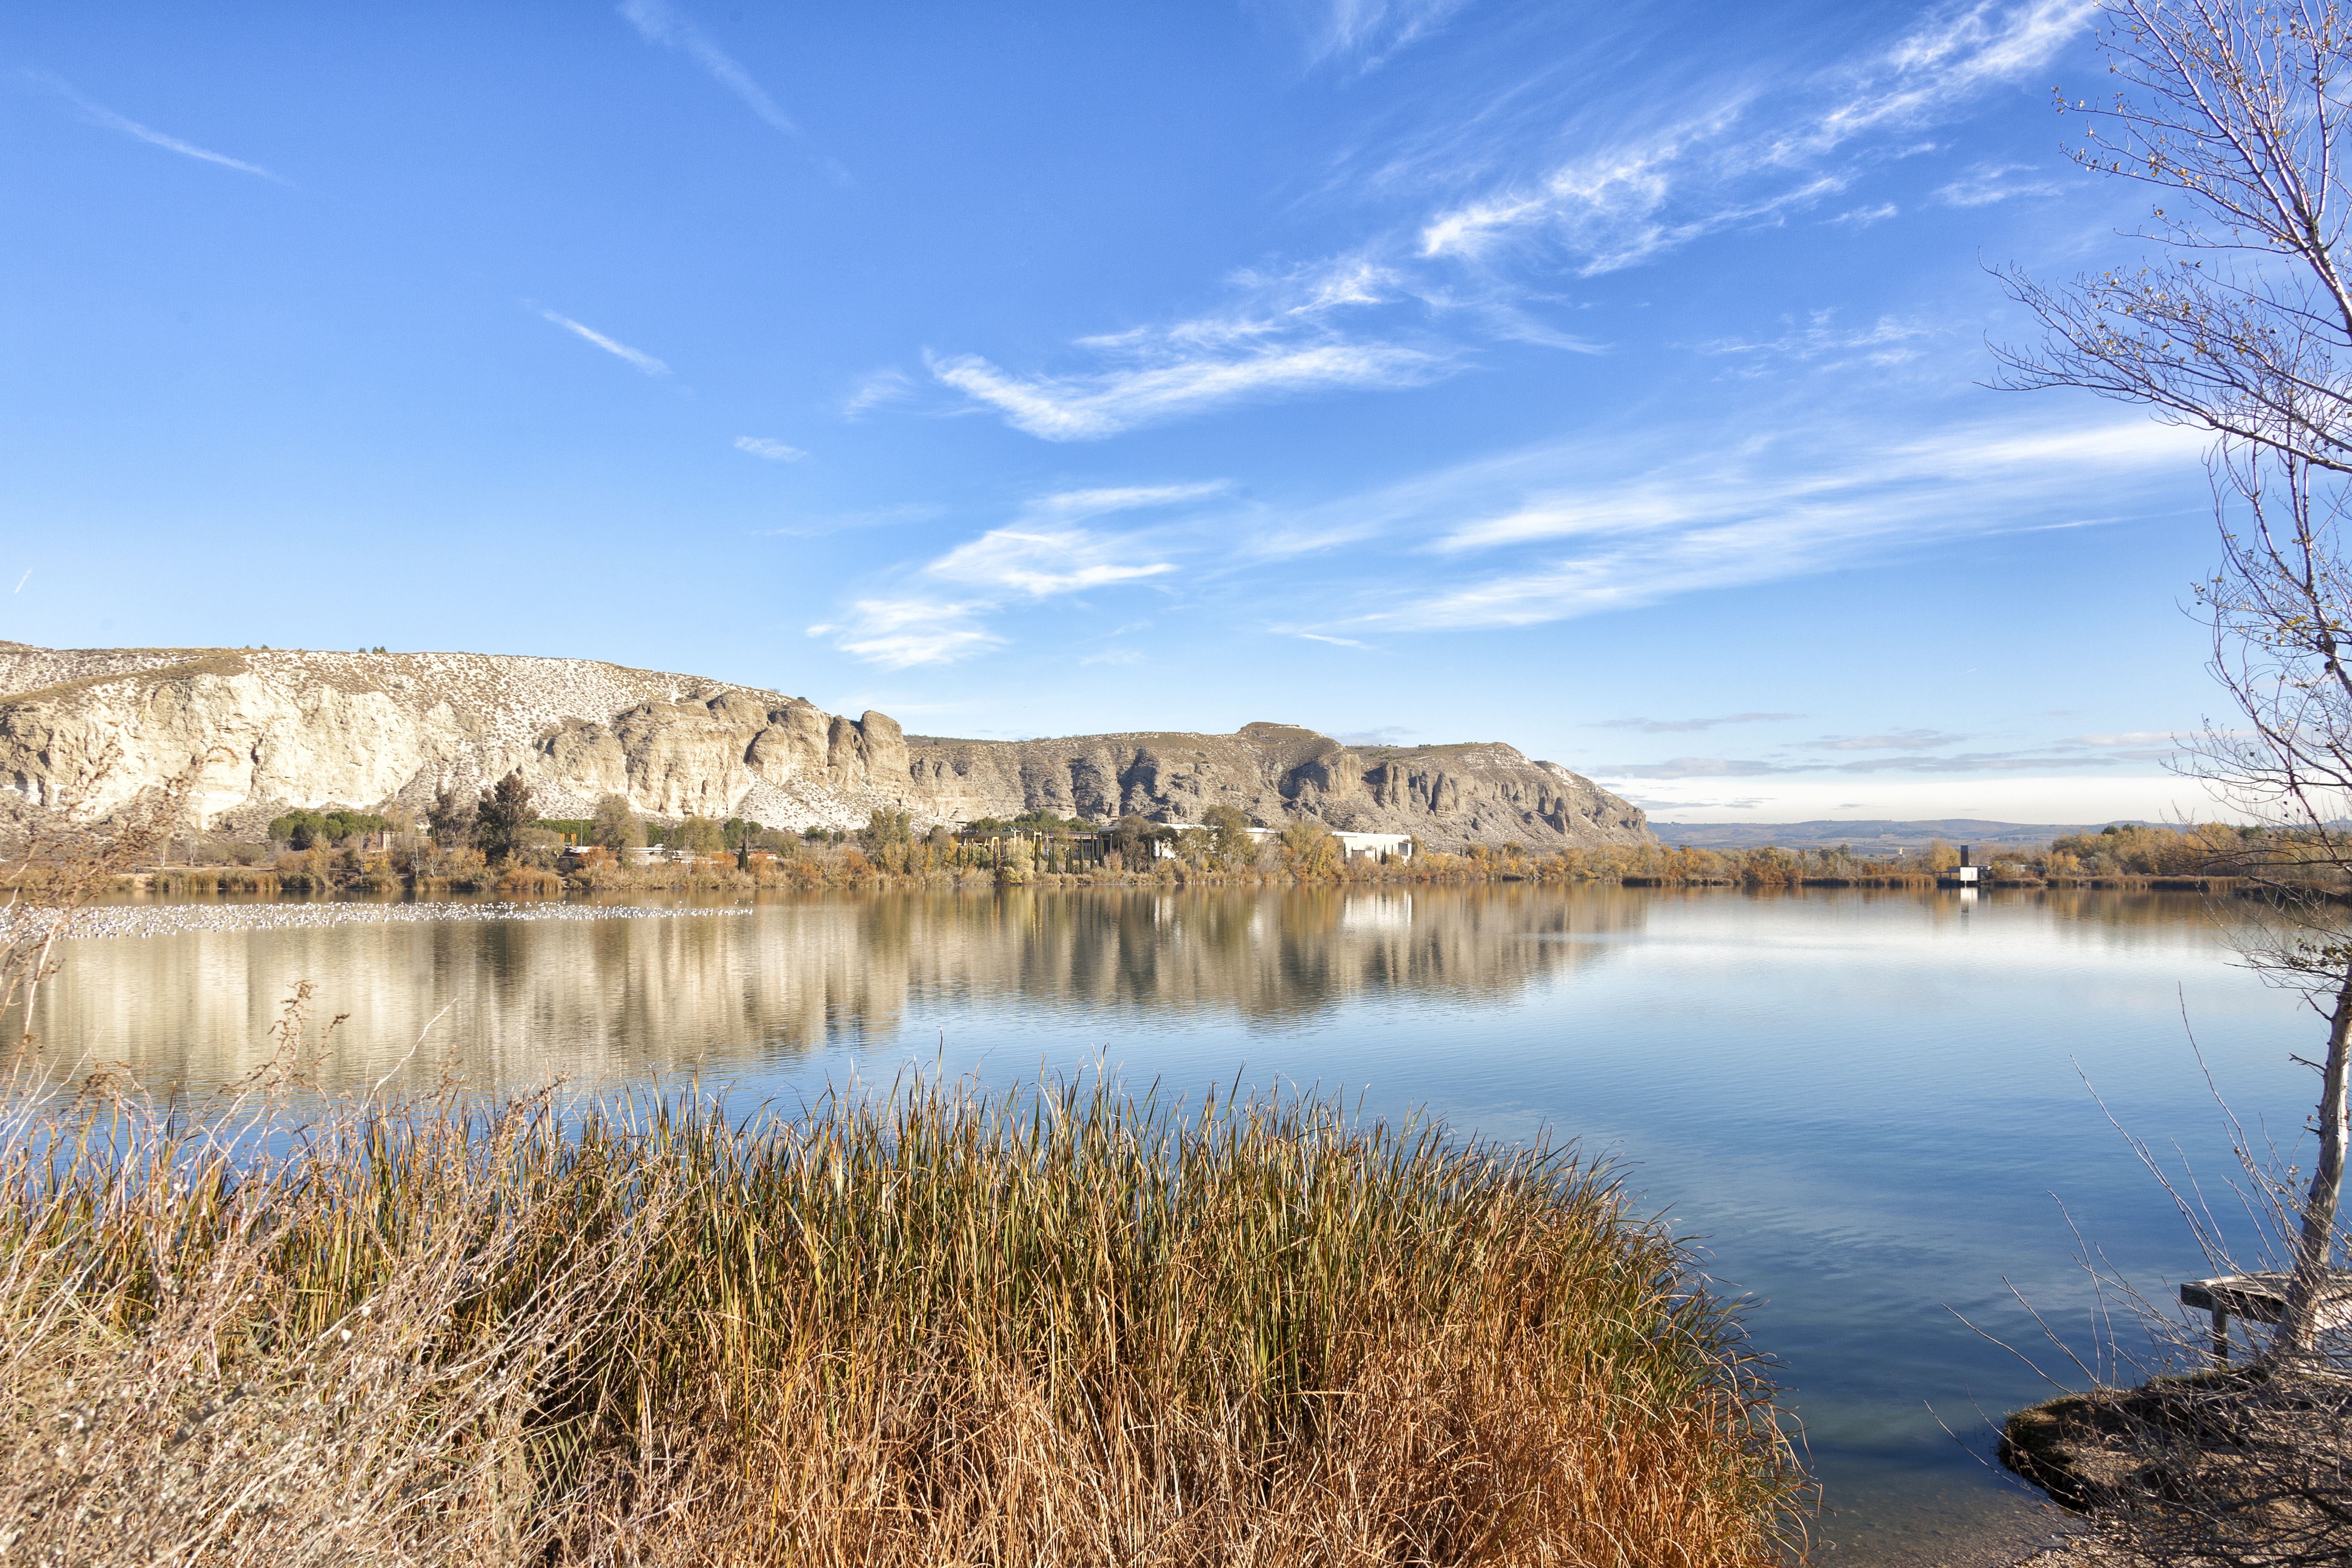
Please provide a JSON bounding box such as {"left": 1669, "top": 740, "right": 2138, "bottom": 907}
{"left": 21, "top": 884, "right": 2318, "bottom": 1565}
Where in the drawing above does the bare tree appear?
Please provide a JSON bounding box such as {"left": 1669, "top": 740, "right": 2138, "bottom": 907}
{"left": 1996, "top": 0, "right": 2352, "bottom": 1359}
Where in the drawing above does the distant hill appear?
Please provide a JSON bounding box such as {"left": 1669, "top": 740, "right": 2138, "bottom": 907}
{"left": 1648, "top": 818, "right": 2174, "bottom": 853}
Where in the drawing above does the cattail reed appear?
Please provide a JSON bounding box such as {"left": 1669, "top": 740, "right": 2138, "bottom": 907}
{"left": 0, "top": 1075, "right": 1809, "bottom": 1564}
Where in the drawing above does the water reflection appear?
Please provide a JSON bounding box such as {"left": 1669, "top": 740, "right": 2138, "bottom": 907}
{"left": 27, "top": 885, "right": 1652, "bottom": 1097}
{"left": 13, "top": 884, "right": 2310, "bottom": 1567}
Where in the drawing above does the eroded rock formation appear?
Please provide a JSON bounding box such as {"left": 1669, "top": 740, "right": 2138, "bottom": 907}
{"left": 903, "top": 723, "right": 1647, "bottom": 849}
{"left": 0, "top": 644, "right": 1649, "bottom": 850}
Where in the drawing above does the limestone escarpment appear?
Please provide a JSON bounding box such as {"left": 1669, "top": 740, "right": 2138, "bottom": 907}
{"left": 901, "top": 721, "right": 1648, "bottom": 851}
{"left": 0, "top": 646, "right": 910, "bottom": 833}
{"left": 0, "top": 646, "right": 1650, "bottom": 850}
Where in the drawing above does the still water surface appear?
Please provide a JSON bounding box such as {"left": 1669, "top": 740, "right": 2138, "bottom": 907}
{"left": 26, "top": 885, "right": 2318, "bottom": 1565}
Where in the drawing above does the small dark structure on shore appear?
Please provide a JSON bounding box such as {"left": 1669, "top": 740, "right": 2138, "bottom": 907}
{"left": 1937, "top": 844, "right": 1981, "bottom": 889}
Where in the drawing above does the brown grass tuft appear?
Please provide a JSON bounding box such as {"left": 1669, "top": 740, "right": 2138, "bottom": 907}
{"left": 0, "top": 1077, "right": 1809, "bottom": 1565}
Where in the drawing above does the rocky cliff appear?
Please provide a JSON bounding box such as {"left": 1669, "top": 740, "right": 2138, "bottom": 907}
{"left": 0, "top": 644, "right": 1649, "bottom": 850}
{"left": 903, "top": 723, "right": 1648, "bottom": 849}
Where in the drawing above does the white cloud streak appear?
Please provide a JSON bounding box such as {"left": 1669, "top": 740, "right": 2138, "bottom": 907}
{"left": 1416, "top": 3, "right": 2090, "bottom": 273}
{"left": 808, "top": 599, "right": 1003, "bottom": 670}
{"left": 534, "top": 308, "right": 670, "bottom": 375}
{"left": 1298, "top": 0, "right": 1476, "bottom": 70}
{"left": 929, "top": 341, "right": 1441, "bottom": 441}
{"left": 842, "top": 368, "right": 912, "bottom": 420}
{"left": 619, "top": 0, "right": 800, "bottom": 135}
{"left": 43, "top": 76, "right": 287, "bottom": 183}
{"left": 735, "top": 436, "right": 805, "bottom": 461}
{"left": 929, "top": 529, "right": 1177, "bottom": 596}
{"left": 1701, "top": 311, "right": 1932, "bottom": 367}
{"left": 1591, "top": 712, "right": 1801, "bottom": 732}
{"left": 1830, "top": 201, "right": 1901, "bottom": 226}
{"left": 925, "top": 3, "right": 2089, "bottom": 442}
{"left": 1934, "top": 162, "right": 2064, "bottom": 205}
{"left": 814, "top": 484, "right": 1210, "bottom": 666}
{"left": 1225, "top": 413, "right": 2199, "bottom": 640}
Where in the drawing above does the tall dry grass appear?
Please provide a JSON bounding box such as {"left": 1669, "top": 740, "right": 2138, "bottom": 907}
{"left": 0, "top": 1071, "right": 1807, "bottom": 1566}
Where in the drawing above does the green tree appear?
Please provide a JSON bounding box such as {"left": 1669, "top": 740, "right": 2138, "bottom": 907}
{"left": 427, "top": 785, "right": 474, "bottom": 850}
{"left": 473, "top": 772, "right": 535, "bottom": 865}
{"left": 675, "top": 815, "right": 724, "bottom": 855}
{"left": 590, "top": 793, "right": 641, "bottom": 852}
{"left": 862, "top": 807, "right": 913, "bottom": 848}
{"left": 1203, "top": 804, "right": 1255, "bottom": 865}
{"left": 1111, "top": 813, "right": 1163, "bottom": 864}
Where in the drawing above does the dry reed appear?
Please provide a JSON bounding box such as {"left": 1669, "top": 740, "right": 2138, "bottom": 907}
{"left": 0, "top": 1074, "right": 1809, "bottom": 1565}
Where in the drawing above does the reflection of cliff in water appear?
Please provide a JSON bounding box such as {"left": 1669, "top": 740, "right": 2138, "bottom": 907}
{"left": 23, "top": 885, "right": 1653, "bottom": 1098}
{"left": 889, "top": 884, "right": 1650, "bottom": 1024}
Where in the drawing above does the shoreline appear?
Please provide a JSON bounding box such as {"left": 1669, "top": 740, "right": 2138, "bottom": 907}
{"left": 15, "top": 860, "right": 2244, "bottom": 900}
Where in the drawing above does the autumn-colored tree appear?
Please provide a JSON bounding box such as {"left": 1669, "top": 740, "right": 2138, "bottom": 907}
{"left": 1279, "top": 819, "right": 1339, "bottom": 880}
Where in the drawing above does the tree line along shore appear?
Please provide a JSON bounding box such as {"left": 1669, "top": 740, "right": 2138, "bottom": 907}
{"left": 29, "top": 793, "right": 2278, "bottom": 899}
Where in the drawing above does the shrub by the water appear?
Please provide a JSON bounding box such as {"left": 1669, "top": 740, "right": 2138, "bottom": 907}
{"left": 267, "top": 808, "right": 389, "bottom": 849}
{"left": 0, "top": 1075, "right": 1808, "bottom": 1565}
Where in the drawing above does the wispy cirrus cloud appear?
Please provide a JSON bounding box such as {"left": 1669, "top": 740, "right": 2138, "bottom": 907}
{"left": 1034, "top": 482, "right": 1228, "bottom": 516}
{"left": 813, "top": 484, "right": 1212, "bottom": 666}
{"left": 1591, "top": 717, "right": 2207, "bottom": 782}
{"left": 807, "top": 599, "right": 1002, "bottom": 670}
{"left": 1829, "top": 201, "right": 1901, "bottom": 227}
{"left": 1590, "top": 712, "right": 1800, "bottom": 733}
{"left": 1934, "top": 161, "right": 2063, "bottom": 206}
{"left": 842, "top": 368, "right": 914, "bottom": 421}
{"left": 619, "top": 0, "right": 798, "bottom": 135}
{"left": 1774, "top": 0, "right": 2097, "bottom": 160}
{"left": 1413, "top": 3, "right": 2090, "bottom": 272}
{"left": 1284, "top": 0, "right": 1476, "bottom": 71}
{"left": 1432, "top": 424, "right": 2142, "bottom": 557}
{"left": 40, "top": 75, "right": 287, "bottom": 183}
{"left": 735, "top": 436, "right": 805, "bottom": 461}
{"left": 1812, "top": 729, "right": 1966, "bottom": 750}
{"left": 928, "top": 528, "right": 1177, "bottom": 596}
{"left": 1214, "top": 411, "right": 2199, "bottom": 646}
{"left": 925, "top": 3, "right": 2090, "bottom": 442}
{"left": 1598, "top": 748, "right": 2135, "bottom": 781}
{"left": 1415, "top": 122, "right": 1841, "bottom": 273}
{"left": 1700, "top": 311, "right": 1933, "bottom": 369}
{"left": 2068, "top": 730, "right": 2178, "bottom": 747}
{"left": 533, "top": 308, "right": 669, "bottom": 375}
{"left": 928, "top": 275, "right": 1449, "bottom": 443}
{"left": 618, "top": 0, "right": 851, "bottom": 182}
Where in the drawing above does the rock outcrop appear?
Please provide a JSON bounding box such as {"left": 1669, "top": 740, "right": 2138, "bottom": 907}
{"left": 903, "top": 722, "right": 1648, "bottom": 849}
{"left": 0, "top": 644, "right": 1649, "bottom": 850}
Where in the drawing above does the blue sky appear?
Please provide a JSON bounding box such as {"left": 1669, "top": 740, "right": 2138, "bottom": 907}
{"left": 1, "top": 1, "right": 2234, "bottom": 822}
